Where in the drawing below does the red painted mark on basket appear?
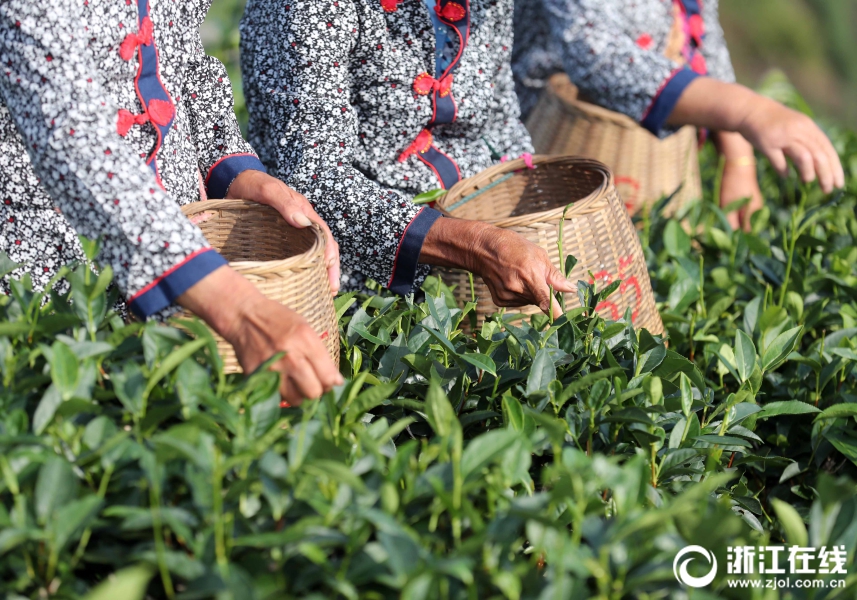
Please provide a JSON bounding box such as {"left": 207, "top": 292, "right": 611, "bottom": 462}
{"left": 588, "top": 255, "right": 642, "bottom": 323}
{"left": 614, "top": 176, "right": 641, "bottom": 212}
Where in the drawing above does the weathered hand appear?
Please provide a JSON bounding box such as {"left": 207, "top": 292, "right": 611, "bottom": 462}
{"left": 669, "top": 79, "right": 844, "bottom": 194}
{"left": 177, "top": 266, "right": 343, "bottom": 405}
{"left": 226, "top": 170, "right": 341, "bottom": 293}
{"left": 720, "top": 161, "right": 764, "bottom": 232}
{"left": 738, "top": 98, "right": 844, "bottom": 194}
{"left": 420, "top": 218, "right": 576, "bottom": 318}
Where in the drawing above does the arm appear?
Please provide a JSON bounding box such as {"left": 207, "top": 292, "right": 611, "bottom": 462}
{"left": 540, "top": 0, "right": 699, "bottom": 136}
{"left": 0, "top": 0, "right": 219, "bottom": 317}
{"left": 182, "top": 8, "right": 340, "bottom": 291}
{"left": 239, "top": 0, "right": 441, "bottom": 296}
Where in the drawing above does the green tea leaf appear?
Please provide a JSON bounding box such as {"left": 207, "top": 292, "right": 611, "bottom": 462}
{"left": 425, "top": 382, "right": 455, "bottom": 438}
{"left": 460, "top": 352, "right": 497, "bottom": 376}
{"left": 814, "top": 402, "right": 857, "bottom": 421}
{"left": 757, "top": 400, "right": 820, "bottom": 419}
{"left": 734, "top": 330, "right": 756, "bottom": 382}
{"left": 35, "top": 457, "right": 78, "bottom": 525}
{"left": 144, "top": 338, "right": 207, "bottom": 398}
{"left": 771, "top": 499, "right": 808, "bottom": 547}
{"left": 51, "top": 341, "right": 79, "bottom": 400}
{"left": 82, "top": 565, "right": 154, "bottom": 600}
{"left": 679, "top": 373, "right": 693, "bottom": 418}
{"left": 526, "top": 349, "right": 556, "bottom": 395}
{"left": 761, "top": 326, "right": 802, "bottom": 372}
{"left": 664, "top": 220, "right": 691, "bottom": 258}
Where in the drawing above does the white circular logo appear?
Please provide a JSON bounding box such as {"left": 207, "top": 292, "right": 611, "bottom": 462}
{"left": 673, "top": 545, "right": 718, "bottom": 588}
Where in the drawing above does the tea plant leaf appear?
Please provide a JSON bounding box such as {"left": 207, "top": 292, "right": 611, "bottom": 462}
{"left": 460, "top": 429, "right": 520, "bottom": 479}
{"left": 637, "top": 340, "right": 666, "bottom": 374}
{"left": 459, "top": 352, "right": 497, "bottom": 376}
{"left": 526, "top": 348, "right": 556, "bottom": 396}
{"left": 35, "top": 457, "right": 78, "bottom": 525}
{"left": 82, "top": 565, "right": 154, "bottom": 600}
{"left": 334, "top": 291, "right": 358, "bottom": 321}
{"left": 692, "top": 435, "right": 753, "bottom": 448}
{"left": 757, "top": 400, "right": 820, "bottom": 419}
{"left": 679, "top": 373, "right": 693, "bottom": 418}
{"left": 33, "top": 384, "right": 63, "bottom": 435}
{"left": 664, "top": 220, "right": 691, "bottom": 258}
{"left": 770, "top": 499, "right": 808, "bottom": 548}
{"left": 144, "top": 338, "right": 207, "bottom": 398}
{"left": 52, "top": 495, "right": 103, "bottom": 550}
{"left": 814, "top": 403, "right": 857, "bottom": 421}
{"left": 556, "top": 367, "right": 624, "bottom": 404}
{"left": 761, "top": 326, "right": 802, "bottom": 372}
{"left": 346, "top": 382, "right": 397, "bottom": 425}
{"left": 50, "top": 341, "right": 79, "bottom": 400}
{"left": 425, "top": 382, "right": 455, "bottom": 438}
{"left": 502, "top": 394, "right": 525, "bottom": 432}
{"left": 351, "top": 323, "right": 392, "bottom": 347}
{"left": 734, "top": 330, "right": 756, "bottom": 382}
{"left": 379, "top": 334, "right": 410, "bottom": 382}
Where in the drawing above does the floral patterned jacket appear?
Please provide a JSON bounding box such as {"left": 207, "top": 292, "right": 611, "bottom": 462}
{"left": 0, "top": 0, "right": 266, "bottom": 318}
{"left": 512, "top": 0, "right": 736, "bottom": 136}
{"left": 241, "top": 0, "right": 533, "bottom": 295}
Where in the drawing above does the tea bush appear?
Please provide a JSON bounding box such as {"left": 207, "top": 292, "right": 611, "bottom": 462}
{"left": 2, "top": 115, "right": 857, "bottom": 599}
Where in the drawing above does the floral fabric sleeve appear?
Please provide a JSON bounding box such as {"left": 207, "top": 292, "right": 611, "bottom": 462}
{"left": 240, "top": 0, "right": 441, "bottom": 295}
{"left": 698, "top": 0, "right": 736, "bottom": 84}
{"left": 0, "top": 0, "right": 223, "bottom": 318}
{"left": 182, "top": 5, "right": 266, "bottom": 199}
{"left": 536, "top": 0, "right": 699, "bottom": 136}
{"left": 482, "top": 57, "right": 535, "bottom": 159}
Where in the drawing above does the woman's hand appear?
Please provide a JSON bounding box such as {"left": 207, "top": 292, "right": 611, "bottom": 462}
{"left": 178, "top": 266, "right": 343, "bottom": 405}
{"left": 669, "top": 78, "right": 844, "bottom": 193}
{"left": 225, "top": 170, "right": 341, "bottom": 294}
{"left": 419, "top": 218, "right": 576, "bottom": 318}
{"left": 713, "top": 131, "right": 764, "bottom": 231}
{"left": 737, "top": 97, "right": 844, "bottom": 194}
{"left": 720, "top": 161, "right": 764, "bottom": 232}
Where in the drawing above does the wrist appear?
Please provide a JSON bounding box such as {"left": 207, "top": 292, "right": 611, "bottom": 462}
{"left": 176, "top": 265, "right": 263, "bottom": 344}
{"left": 225, "top": 169, "right": 271, "bottom": 202}
{"left": 419, "top": 217, "right": 493, "bottom": 273}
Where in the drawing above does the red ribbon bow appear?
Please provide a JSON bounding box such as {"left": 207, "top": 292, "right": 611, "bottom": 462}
{"left": 398, "top": 129, "right": 433, "bottom": 162}
{"left": 116, "top": 98, "right": 174, "bottom": 136}
{"left": 119, "top": 16, "right": 154, "bottom": 61}
{"left": 413, "top": 72, "right": 454, "bottom": 97}
{"left": 688, "top": 14, "right": 704, "bottom": 47}
{"left": 435, "top": 1, "right": 466, "bottom": 22}
{"left": 380, "top": 0, "right": 403, "bottom": 12}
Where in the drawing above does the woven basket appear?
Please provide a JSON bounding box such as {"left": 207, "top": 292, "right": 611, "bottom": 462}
{"left": 526, "top": 74, "right": 701, "bottom": 217}
{"left": 178, "top": 200, "right": 338, "bottom": 373}
{"left": 434, "top": 156, "right": 663, "bottom": 334}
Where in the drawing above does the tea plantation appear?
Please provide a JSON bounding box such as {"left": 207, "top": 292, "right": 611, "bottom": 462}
{"left": 2, "top": 111, "right": 857, "bottom": 599}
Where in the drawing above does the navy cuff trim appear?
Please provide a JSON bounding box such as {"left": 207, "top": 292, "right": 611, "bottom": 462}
{"left": 641, "top": 69, "right": 700, "bottom": 136}
{"left": 128, "top": 248, "right": 228, "bottom": 318}
{"left": 205, "top": 153, "right": 267, "bottom": 199}
{"left": 388, "top": 207, "right": 443, "bottom": 296}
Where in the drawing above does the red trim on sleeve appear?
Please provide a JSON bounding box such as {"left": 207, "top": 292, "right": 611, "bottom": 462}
{"left": 128, "top": 247, "right": 216, "bottom": 303}
{"left": 386, "top": 207, "right": 426, "bottom": 289}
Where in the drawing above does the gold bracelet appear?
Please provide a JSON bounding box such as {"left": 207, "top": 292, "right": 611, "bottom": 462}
{"left": 724, "top": 156, "right": 757, "bottom": 167}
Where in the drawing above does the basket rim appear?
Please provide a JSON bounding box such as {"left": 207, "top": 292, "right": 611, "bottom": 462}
{"left": 437, "top": 155, "right": 614, "bottom": 226}
{"left": 181, "top": 199, "right": 326, "bottom": 275}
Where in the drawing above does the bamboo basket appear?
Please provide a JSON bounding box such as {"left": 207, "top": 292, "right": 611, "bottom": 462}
{"left": 526, "top": 73, "right": 701, "bottom": 217}
{"left": 178, "top": 200, "right": 338, "bottom": 373}
{"left": 434, "top": 156, "right": 663, "bottom": 334}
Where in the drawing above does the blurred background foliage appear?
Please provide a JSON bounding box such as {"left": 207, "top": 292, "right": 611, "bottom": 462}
{"left": 202, "top": 0, "right": 857, "bottom": 131}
